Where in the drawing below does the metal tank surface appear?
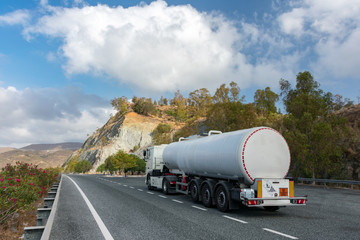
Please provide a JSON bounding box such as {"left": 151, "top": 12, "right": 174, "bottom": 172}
{"left": 163, "top": 127, "right": 291, "bottom": 185}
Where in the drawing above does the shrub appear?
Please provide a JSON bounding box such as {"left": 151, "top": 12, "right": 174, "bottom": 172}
{"left": 0, "top": 162, "right": 60, "bottom": 224}
{"left": 153, "top": 123, "right": 172, "bottom": 145}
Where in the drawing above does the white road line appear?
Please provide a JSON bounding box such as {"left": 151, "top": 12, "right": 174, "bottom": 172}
{"left": 172, "top": 199, "right": 183, "bottom": 204}
{"left": 263, "top": 228, "right": 298, "bottom": 239}
{"left": 192, "top": 205, "right": 207, "bottom": 211}
{"left": 222, "top": 215, "right": 248, "bottom": 224}
{"left": 147, "top": 191, "right": 154, "bottom": 195}
{"left": 123, "top": 185, "right": 128, "bottom": 187}
{"left": 66, "top": 176, "right": 114, "bottom": 240}
{"left": 137, "top": 189, "right": 144, "bottom": 192}
{"left": 129, "top": 186, "right": 135, "bottom": 189}
{"left": 158, "top": 195, "right": 167, "bottom": 199}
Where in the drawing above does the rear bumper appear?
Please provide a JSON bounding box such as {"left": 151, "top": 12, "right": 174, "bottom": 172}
{"left": 243, "top": 196, "right": 307, "bottom": 207}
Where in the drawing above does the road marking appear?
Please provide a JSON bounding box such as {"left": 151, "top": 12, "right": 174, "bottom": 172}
{"left": 192, "top": 205, "right": 207, "bottom": 211}
{"left": 263, "top": 228, "right": 298, "bottom": 239}
{"left": 147, "top": 191, "right": 154, "bottom": 195}
{"left": 137, "top": 189, "right": 143, "bottom": 192}
{"left": 222, "top": 215, "right": 248, "bottom": 224}
{"left": 123, "top": 185, "right": 128, "bottom": 187}
{"left": 129, "top": 186, "right": 135, "bottom": 189}
{"left": 172, "top": 199, "right": 183, "bottom": 204}
{"left": 66, "top": 176, "right": 114, "bottom": 240}
{"left": 158, "top": 195, "right": 167, "bottom": 199}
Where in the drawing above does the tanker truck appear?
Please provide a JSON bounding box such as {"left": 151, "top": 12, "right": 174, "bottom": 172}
{"left": 144, "top": 127, "right": 307, "bottom": 212}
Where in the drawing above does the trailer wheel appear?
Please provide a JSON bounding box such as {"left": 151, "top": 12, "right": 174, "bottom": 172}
{"left": 190, "top": 181, "right": 199, "bottom": 202}
{"left": 162, "top": 179, "right": 170, "bottom": 195}
{"left": 201, "top": 183, "right": 213, "bottom": 208}
{"left": 215, "top": 185, "right": 229, "bottom": 212}
{"left": 264, "top": 206, "right": 280, "bottom": 211}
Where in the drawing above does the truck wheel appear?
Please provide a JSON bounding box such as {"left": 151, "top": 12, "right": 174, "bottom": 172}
{"left": 147, "top": 174, "right": 154, "bottom": 190}
{"left": 264, "top": 206, "right": 280, "bottom": 211}
{"left": 201, "top": 183, "right": 213, "bottom": 208}
{"left": 190, "top": 181, "right": 199, "bottom": 202}
{"left": 162, "top": 179, "right": 170, "bottom": 195}
{"left": 215, "top": 186, "right": 229, "bottom": 212}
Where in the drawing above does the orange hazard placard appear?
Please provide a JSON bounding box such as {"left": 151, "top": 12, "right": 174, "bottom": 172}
{"left": 279, "top": 188, "right": 288, "bottom": 197}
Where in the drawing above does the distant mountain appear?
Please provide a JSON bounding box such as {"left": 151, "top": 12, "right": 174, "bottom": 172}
{"left": 0, "top": 149, "right": 73, "bottom": 170}
{"left": 20, "top": 142, "right": 83, "bottom": 151}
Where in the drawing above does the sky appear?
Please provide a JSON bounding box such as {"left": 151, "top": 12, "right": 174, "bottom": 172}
{"left": 0, "top": 0, "right": 359, "bottom": 148}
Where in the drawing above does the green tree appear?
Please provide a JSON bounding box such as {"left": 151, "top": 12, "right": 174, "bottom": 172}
{"left": 111, "top": 96, "right": 128, "bottom": 114}
{"left": 64, "top": 156, "right": 79, "bottom": 173}
{"left": 128, "top": 155, "right": 146, "bottom": 173}
{"left": 74, "top": 160, "right": 92, "bottom": 173}
{"left": 188, "top": 88, "right": 212, "bottom": 117}
{"left": 170, "top": 90, "right": 188, "bottom": 121}
{"left": 133, "top": 97, "right": 155, "bottom": 116}
{"left": 254, "top": 87, "right": 279, "bottom": 114}
{"left": 229, "top": 81, "right": 245, "bottom": 102}
{"left": 280, "top": 71, "right": 350, "bottom": 179}
{"left": 213, "top": 84, "right": 230, "bottom": 103}
{"left": 96, "top": 163, "right": 106, "bottom": 173}
{"left": 105, "top": 150, "right": 137, "bottom": 173}
{"left": 206, "top": 102, "right": 258, "bottom": 132}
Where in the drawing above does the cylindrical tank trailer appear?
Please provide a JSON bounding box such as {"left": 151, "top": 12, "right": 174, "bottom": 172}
{"left": 163, "top": 127, "right": 291, "bottom": 185}
{"left": 144, "top": 127, "right": 307, "bottom": 211}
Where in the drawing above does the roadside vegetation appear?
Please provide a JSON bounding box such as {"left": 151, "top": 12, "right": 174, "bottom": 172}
{"left": 110, "top": 71, "right": 359, "bottom": 180}
{"left": 0, "top": 162, "right": 60, "bottom": 238}
{"left": 64, "top": 156, "right": 92, "bottom": 173}
{"left": 99, "top": 150, "right": 145, "bottom": 175}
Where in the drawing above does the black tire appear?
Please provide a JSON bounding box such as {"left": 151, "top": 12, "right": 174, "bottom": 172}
{"left": 264, "top": 206, "right": 280, "bottom": 211}
{"left": 215, "top": 185, "right": 229, "bottom": 212}
{"left": 190, "top": 181, "right": 199, "bottom": 202}
{"left": 201, "top": 183, "right": 213, "bottom": 208}
{"left": 147, "top": 174, "right": 154, "bottom": 190}
{"left": 162, "top": 179, "right": 170, "bottom": 195}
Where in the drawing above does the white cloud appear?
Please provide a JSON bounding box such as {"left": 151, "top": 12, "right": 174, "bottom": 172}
{"left": 23, "top": 0, "right": 287, "bottom": 94}
{"left": 0, "top": 9, "right": 30, "bottom": 26}
{"left": 277, "top": 0, "right": 360, "bottom": 81}
{"left": 0, "top": 86, "right": 114, "bottom": 147}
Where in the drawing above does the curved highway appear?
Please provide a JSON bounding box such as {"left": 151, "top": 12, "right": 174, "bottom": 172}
{"left": 49, "top": 175, "right": 360, "bottom": 240}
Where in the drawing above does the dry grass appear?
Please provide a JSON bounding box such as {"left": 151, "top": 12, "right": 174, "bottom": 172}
{"left": 0, "top": 199, "right": 44, "bottom": 240}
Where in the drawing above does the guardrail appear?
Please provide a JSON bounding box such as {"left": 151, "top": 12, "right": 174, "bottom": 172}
{"left": 289, "top": 177, "right": 360, "bottom": 189}
{"left": 23, "top": 173, "right": 62, "bottom": 240}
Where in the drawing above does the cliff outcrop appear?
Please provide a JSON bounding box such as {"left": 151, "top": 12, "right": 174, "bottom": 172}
{"left": 68, "top": 112, "right": 179, "bottom": 172}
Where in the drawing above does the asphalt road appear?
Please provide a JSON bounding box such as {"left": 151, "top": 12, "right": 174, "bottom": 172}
{"left": 49, "top": 174, "right": 360, "bottom": 240}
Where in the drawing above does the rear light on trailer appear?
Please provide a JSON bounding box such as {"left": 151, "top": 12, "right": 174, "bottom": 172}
{"left": 297, "top": 199, "right": 306, "bottom": 204}
{"left": 291, "top": 199, "right": 306, "bottom": 204}
{"left": 247, "top": 200, "right": 257, "bottom": 205}
{"left": 247, "top": 200, "right": 263, "bottom": 205}
{"left": 170, "top": 181, "right": 176, "bottom": 185}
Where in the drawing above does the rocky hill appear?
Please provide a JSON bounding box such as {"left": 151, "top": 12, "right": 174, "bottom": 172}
{"left": 67, "top": 111, "right": 182, "bottom": 172}
{"left": 336, "top": 103, "right": 360, "bottom": 129}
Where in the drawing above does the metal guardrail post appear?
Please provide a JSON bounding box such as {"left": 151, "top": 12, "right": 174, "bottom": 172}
{"left": 24, "top": 176, "right": 62, "bottom": 240}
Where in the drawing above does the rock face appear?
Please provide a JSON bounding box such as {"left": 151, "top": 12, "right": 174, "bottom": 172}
{"left": 336, "top": 104, "right": 360, "bottom": 179}
{"left": 69, "top": 112, "right": 163, "bottom": 172}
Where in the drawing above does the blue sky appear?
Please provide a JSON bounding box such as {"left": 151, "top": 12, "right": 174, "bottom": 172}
{"left": 0, "top": 0, "right": 359, "bottom": 147}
